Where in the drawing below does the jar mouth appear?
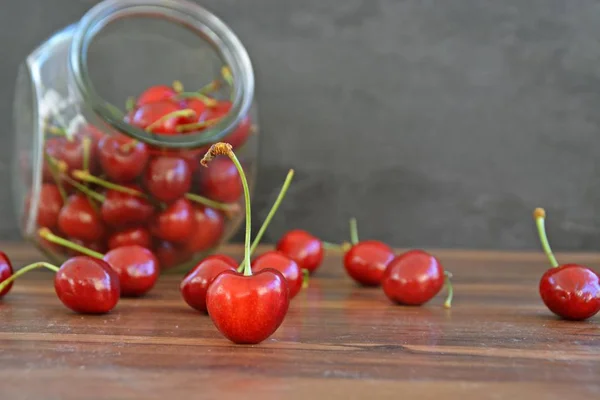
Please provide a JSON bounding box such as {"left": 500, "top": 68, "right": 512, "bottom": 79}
{"left": 69, "top": 0, "right": 254, "bottom": 149}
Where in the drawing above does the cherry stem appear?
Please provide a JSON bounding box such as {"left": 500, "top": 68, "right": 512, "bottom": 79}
{"left": 322, "top": 241, "right": 351, "bottom": 252}
{"left": 349, "top": 218, "right": 359, "bottom": 245}
{"left": 177, "top": 92, "right": 218, "bottom": 107}
{"left": 45, "top": 125, "right": 73, "bottom": 141}
{"left": 0, "top": 261, "right": 60, "bottom": 292}
{"left": 236, "top": 169, "right": 295, "bottom": 273}
{"left": 202, "top": 143, "right": 252, "bottom": 276}
{"left": 176, "top": 118, "right": 220, "bottom": 133}
{"left": 38, "top": 228, "right": 104, "bottom": 259}
{"left": 62, "top": 175, "right": 106, "bottom": 203}
{"left": 145, "top": 109, "right": 196, "bottom": 133}
{"left": 82, "top": 137, "right": 91, "bottom": 172}
{"left": 443, "top": 271, "right": 454, "bottom": 309}
{"left": 72, "top": 170, "right": 146, "bottom": 198}
{"left": 43, "top": 152, "right": 68, "bottom": 203}
{"left": 198, "top": 79, "right": 221, "bottom": 94}
{"left": 221, "top": 66, "right": 233, "bottom": 86}
{"left": 184, "top": 193, "right": 240, "bottom": 216}
{"left": 125, "top": 96, "right": 136, "bottom": 112}
{"left": 302, "top": 269, "right": 310, "bottom": 289}
{"left": 120, "top": 140, "right": 139, "bottom": 153}
{"left": 533, "top": 208, "right": 559, "bottom": 268}
{"left": 172, "top": 80, "right": 184, "bottom": 93}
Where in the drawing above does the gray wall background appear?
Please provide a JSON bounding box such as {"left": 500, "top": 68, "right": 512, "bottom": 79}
{"left": 2, "top": 0, "right": 600, "bottom": 250}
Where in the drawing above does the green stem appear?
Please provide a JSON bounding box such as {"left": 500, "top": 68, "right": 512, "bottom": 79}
{"left": 62, "top": 175, "right": 106, "bottom": 203}
{"left": 82, "top": 137, "right": 91, "bottom": 172}
{"left": 45, "top": 125, "right": 70, "bottom": 139}
{"left": 184, "top": 193, "right": 240, "bottom": 216}
{"left": 443, "top": 271, "right": 454, "bottom": 309}
{"left": 173, "top": 80, "right": 184, "bottom": 93}
{"left": 533, "top": 208, "right": 559, "bottom": 268}
{"left": 125, "top": 96, "right": 136, "bottom": 112}
{"left": 302, "top": 269, "right": 310, "bottom": 289}
{"left": 221, "top": 66, "right": 233, "bottom": 86}
{"left": 349, "top": 218, "right": 359, "bottom": 245}
{"left": 0, "top": 262, "right": 60, "bottom": 292}
{"left": 38, "top": 228, "right": 104, "bottom": 259}
{"left": 72, "top": 170, "right": 146, "bottom": 198}
{"left": 146, "top": 109, "right": 196, "bottom": 133}
{"left": 177, "top": 92, "right": 218, "bottom": 106}
{"left": 176, "top": 118, "right": 220, "bottom": 133}
{"left": 199, "top": 79, "right": 221, "bottom": 94}
{"left": 43, "top": 152, "right": 67, "bottom": 203}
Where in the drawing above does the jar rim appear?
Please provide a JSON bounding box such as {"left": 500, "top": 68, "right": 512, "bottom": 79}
{"left": 69, "top": 0, "right": 254, "bottom": 149}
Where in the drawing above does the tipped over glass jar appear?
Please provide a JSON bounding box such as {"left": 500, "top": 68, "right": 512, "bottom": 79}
{"left": 12, "top": 0, "right": 258, "bottom": 272}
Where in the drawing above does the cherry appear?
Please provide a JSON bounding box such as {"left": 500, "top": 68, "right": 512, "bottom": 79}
{"left": 150, "top": 198, "right": 194, "bottom": 243}
{"left": 201, "top": 143, "right": 290, "bottom": 344}
{"left": 180, "top": 256, "right": 236, "bottom": 313}
{"left": 42, "top": 138, "right": 65, "bottom": 182}
{"left": 61, "top": 134, "right": 99, "bottom": 174}
{"left": 100, "top": 185, "right": 154, "bottom": 228}
{"left": 130, "top": 101, "right": 195, "bottom": 134}
{"left": 26, "top": 183, "right": 64, "bottom": 230}
{"left": 58, "top": 193, "right": 105, "bottom": 242}
{"left": 97, "top": 135, "right": 149, "bottom": 183}
{"left": 103, "top": 245, "right": 159, "bottom": 297}
{"left": 343, "top": 218, "right": 394, "bottom": 287}
{"left": 65, "top": 238, "right": 107, "bottom": 257}
{"left": 136, "top": 84, "right": 178, "bottom": 107}
{"left": 382, "top": 250, "right": 452, "bottom": 307}
{"left": 183, "top": 205, "right": 224, "bottom": 253}
{"left": 533, "top": 208, "right": 600, "bottom": 320}
{"left": 154, "top": 240, "right": 190, "bottom": 270}
{"left": 198, "top": 156, "right": 242, "bottom": 203}
{"left": 210, "top": 254, "right": 238, "bottom": 268}
{"left": 143, "top": 157, "right": 192, "bottom": 203}
{"left": 276, "top": 230, "right": 324, "bottom": 274}
{"left": 0, "top": 257, "right": 120, "bottom": 314}
{"left": 108, "top": 227, "right": 152, "bottom": 250}
{"left": 207, "top": 101, "right": 252, "bottom": 149}
{"left": 183, "top": 98, "right": 207, "bottom": 124}
{"left": 251, "top": 251, "right": 303, "bottom": 299}
{"left": 0, "top": 252, "right": 14, "bottom": 298}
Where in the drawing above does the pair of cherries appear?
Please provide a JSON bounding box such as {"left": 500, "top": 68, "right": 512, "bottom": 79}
{"left": 533, "top": 208, "right": 600, "bottom": 320}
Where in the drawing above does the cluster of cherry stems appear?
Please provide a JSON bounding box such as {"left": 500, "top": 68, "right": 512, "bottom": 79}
{"left": 1, "top": 76, "right": 600, "bottom": 345}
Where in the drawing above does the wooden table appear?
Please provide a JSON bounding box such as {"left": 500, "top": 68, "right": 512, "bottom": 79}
{"left": 1, "top": 243, "right": 599, "bottom": 400}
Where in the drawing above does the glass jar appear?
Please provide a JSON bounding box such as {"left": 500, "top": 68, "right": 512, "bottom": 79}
{"left": 12, "top": 0, "right": 258, "bottom": 272}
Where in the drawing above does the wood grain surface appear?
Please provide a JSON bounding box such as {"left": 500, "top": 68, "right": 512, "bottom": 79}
{"left": 0, "top": 242, "right": 599, "bottom": 400}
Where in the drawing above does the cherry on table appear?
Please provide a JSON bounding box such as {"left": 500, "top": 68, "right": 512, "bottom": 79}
{"left": 100, "top": 185, "right": 154, "bottom": 228}
{"left": 58, "top": 193, "right": 105, "bottom": 242}
{"left": 533, "top": 208, "right": 600, "bottom": 320}
{"left": 150, "top": 198, "right": 195, "bottom": 243}
{"left": 154, "top": 240, "right": 190, "bottom": 270}
{"left": 0, "top": 252, "right": 14, "bottom": 298}
{"left": 251, "top": 250, "right": 303, "bottom": 299}
{"left": 183, "top": 205, "right": 224, "bottom": 254}
{"left": 108, "top": 227, "right": 152, "bottom": 250}
{"left": 198, "top": 156, "right": 243, "bottom": 203}
{"left": 180, "top": 256, "right": 237, "bottom": 313}
{"left": 143, "top": 156, "right": 192, "bottom": 204}
{"left": 103, "top": 245, "right": 159, "bottom": 297}
{"left": 97, "top": 134, "right": 149, "bottom": 183}
{"left": 276, "top": 229, "right": 324, "bottom": 274}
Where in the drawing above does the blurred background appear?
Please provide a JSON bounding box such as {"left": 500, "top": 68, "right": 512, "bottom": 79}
{"left": 2, "top": 0, "right": 600, "bottom": 250}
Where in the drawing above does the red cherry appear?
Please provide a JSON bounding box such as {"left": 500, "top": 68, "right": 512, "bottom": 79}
{"left": 42, "top": 138, "right": 65, "bottom": 182}
{"left": 184, "top": 98, "right": 207, "bottom": 123}
{"left": 206, "top": 269, "right": 290, "bottom": 344}
{"left": 209, "top": 254, "right": 238, "bottom": 268}
{"left": 184, "top": 205, "right": 224, "bottom": 253}
{"left": 101, "top": 186, "right": 154, "bottom": 228}
{"left": 103, "top": 245, "right": 159, "bottom": 297}
{"left": 199, "top": 156, "right": 243, "bottom": 203}
{"left": 180, "top": 257, "right": 236, "bottom": 312}
{"left": 143, "top": 157, "right": 192, "bottom": 203}
{"left": 60, "top": 134, "right": 99, "bottom": 174}
{"left": 251, "top": 250, "right": 303, "bottom": 299}
{"left": 539, "top": 264, "right": 600, "bottom": 320}
{"left": 108, "top": 227, "right": 152, "bottom": 250}
{"left": 58, "top": 194, "right": 105, "bottom": 242}
{"left": 150, "top": 198, "right": 194, "bottom": 243}
{"left": 130, "top": 100, "right": 193, "bottom": 134}
{"left": 382, "top": 250, "right": 445, "bottom": 305}
{"left": 276, "top": 230, "right": 324, "bottom": 274}
{"left": 97, "top": 135, "right": 149, "bottom": 183}
{"left": 344, "top": 240, "right": 394, "bottom": 287}
{"left": 0, "top": 252, "right": 14, "bottom": 298}
{"left": 76, "top": 123, "right": 106, "bottom": 145}
{"left": 136, "top": 85, "right": 177, "bottom": 107}
{"left": 207, "top": 101, "right": 252, "bottom": 149}
{"left": 154, "top": 240, "right": 190, "bottom": 270}
{"left": 26, "top": 183, "right": 64, "bottom": 229}
{"left": 54, "top": 256, "right": 120, "bottom": 314}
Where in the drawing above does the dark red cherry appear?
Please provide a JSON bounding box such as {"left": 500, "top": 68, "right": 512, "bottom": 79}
{"left": 143, "top": 157, "right": 192, "bottom": 203}
{"left": 539, "top": 264, "right": 600, "bottom": 321}
{"left": 154, "top": 240, "right": 190, "bottom": 270}
{"left": 103, "top": 245, "right": 159, "bottom": 297}
{"left": 136, "top": 85, "right": 177, "bottom": 107}
{"left": 208, "top": 254, "right": 238, "bottom": 268}
{"left": 382, "top": 250, "right": 445, "bottom": 305}
{"left": 198, "top": 156, "right": 243, "bottom": 203}
{"left": 26, "top": 183, "right": 64, "bottom": 229}
{"left": 108, "top": 227, "right": 152, "bottom": 250}
{"left": 54, "top": 256, "right": 120, "bottom": 314}
{"left": 150, "top": 198, "right": 194, "bottom": 243}
{"left": 58, "top": 194, "right": 105, "bottom": 242}
{"left": 180, "top": 256, "right": 236, "bottom": 312}
{"left": 100, "top": 185, "right": 154, "bottom": 228}
{"left": 97, "top": 135, "right": 149, "bottom": 183}
{"left": 344, "top": 240, "right": 394, "bottom": 287}
{"left": 207, "top": 101, "right": 252, "bottom": 149}
{"left": 61, "top": 133, "right": 99, "bottom": 174}
{"left": 276, "top": 229, "right": 324, "bottom": 274}
{"left": 131, "top": 100, "right": 193, "bottom": 134}
{"left": 183, "top": 205, "right": 224, "bottom": 254}
{"left": 251, "top": 250, "right": 303, "bottom": 299}
{"left": 0, "top": 252, "right": 14, "bottom": 298}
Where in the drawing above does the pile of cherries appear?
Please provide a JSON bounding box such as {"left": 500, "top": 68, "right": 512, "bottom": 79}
{"left": 33, "top": 72, "right": 252, "bottom": 271}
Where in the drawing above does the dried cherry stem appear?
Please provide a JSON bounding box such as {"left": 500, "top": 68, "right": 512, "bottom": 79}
{"left": 72, "top": 170, "right": 146, "bottom": 198}
{"left": 145, "top": 109, "right": 196, "bottom": 133}
{"left": 236, "top": 169, "right": 295, "bottom": 273}
{"left": 62, "top": 175, "right": 106, "bottom": 203}
{"left": 176, "top": 118, "right": 220, "bottom": 133}
{"left": 302, "top": 269, "right": 310, "bottom": 289}
{"left": 349, "top": 218, "right": 359, "bottom": 245}
{"left": 443, "top": 271, "right": 454, "bottom": 309}
{"left": 125, "top": 97, "right": 136, "bottom": 112}
{"left": 202, "top": 143, "right": 252, "bottom": 276}
{"left": 533, "top": 208, "right": 559, "bottom": 268}
{"left": 43, "top": 152, "right": 68, "bottom": 203}
{"left": 176, "top": 92, "right": 218, "bottom": 107}
{"left": 38, "top": 228, "right": 104, "bottom": 259}
{"left": 184, "top": 193, "right": 240, "bottom": 217}
{"left": 0, "top": 262, "right": 60, "bottom": 292}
